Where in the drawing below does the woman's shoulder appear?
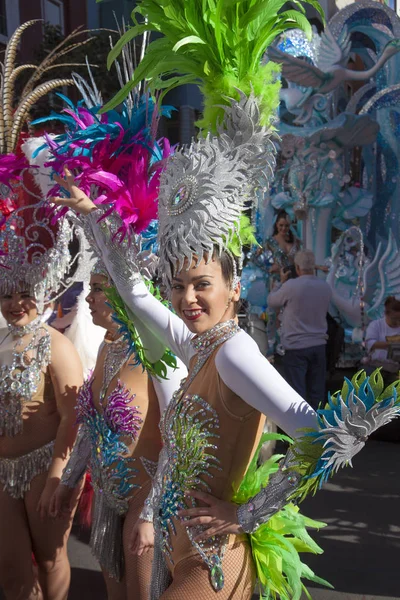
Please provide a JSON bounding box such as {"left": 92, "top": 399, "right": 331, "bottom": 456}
{"left": 215, "top": 328, "right": 260, "bottom": 372}
{"left": 265, "top": 235, "right": 277, "bottom": 247}
{"left": 46, "top": 325, "right": 81, "bottom": 362}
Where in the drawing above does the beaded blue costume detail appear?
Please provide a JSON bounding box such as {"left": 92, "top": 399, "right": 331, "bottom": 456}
{"left": 76, "top": 376, "right": 143, "bottom": 514}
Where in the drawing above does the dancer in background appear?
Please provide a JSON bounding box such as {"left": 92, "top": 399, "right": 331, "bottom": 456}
{"left": 265, "top": 211, "right": 301, "bottom": 282}
{"left": 51, "top": 259, "right": 172, "bottom": 599}
{"left": 0, "top": 209, "right": 84, "bottom": 600}
{"left": 0, "top": 20, "right": 95, "bottom": 598}
{"left": 36, "top": 38, "right": 186, "bottom": 597}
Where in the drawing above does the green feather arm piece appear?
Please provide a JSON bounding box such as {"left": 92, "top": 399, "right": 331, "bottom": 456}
{"left": 102, "top": 0, "right": 325, "bottom": 132}
{"left": 232, "top": 433, "right": 331, "bottom": 600}
{"left": 103, "top": 279, "right": 177, "bottom": 379}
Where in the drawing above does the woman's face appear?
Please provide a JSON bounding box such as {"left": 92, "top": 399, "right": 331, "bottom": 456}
{"left": 85, "top": 274, "right": 115, "bottom": 331}
{"left": 0, "top": 291, "right": 38, "bottom": 327}
{"left": 385, "top": 309, "right": 400, "bottom": 328}
{"left": 171, "top": 257, "right": 241, "bottom": 335}
{"left": 276, "top": 218, "right": 290, "bottom": 236}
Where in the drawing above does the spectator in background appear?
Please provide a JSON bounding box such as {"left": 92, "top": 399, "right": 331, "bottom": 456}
{"left": 265, "top": 211, "right": 301, "bottom": 282}
{"left": 268, "top": 249, "right": 332, "bottom": 409}
{"left": 365, "top": 296, "right": 400, "bottom": 382}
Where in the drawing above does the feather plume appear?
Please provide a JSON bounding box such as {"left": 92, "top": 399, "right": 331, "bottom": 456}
{"left": 21, "top": 135, "right": 57, "bottom": 198}
{"left": 20, "top": 27, "right": 94, "bottom": 98}
{"left": 232, "top": 434, "right": 331, "bottom": 600}
{"left": 0, "top": 21, "right": 95, "bottom": 155}
{"left": 35, "top": 50, "right": 173, "bottom": 236}
{"left": 2, "top": 20, "right": 40, "bottom": 150}
{"left": 292, "top": 370, "right": 400, "bottom": 500}
{"left": 103, "top": 0, "right": 324, "bottom": 132}
{"left": 98, "top": 0, "right": 324, "bottom": 285}
{"left": 10, "top": 78, "right": 74, "bottom": 152}
{"left": 9, "top": 65, "right": 37, "bottom": 86}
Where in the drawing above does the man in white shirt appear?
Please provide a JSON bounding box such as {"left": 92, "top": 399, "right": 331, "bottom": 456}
{"left": 268, "top": 250, "right": 332, "bottom": 409}
{"left": 365, "top": 296, "right": 400, "bottom": 376}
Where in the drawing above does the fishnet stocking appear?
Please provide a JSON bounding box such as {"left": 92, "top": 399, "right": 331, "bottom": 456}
{"left": 99, "top": 483, "right": 154, "bottom": 600}
{"left": 161, "top": 540, "right": 255, "bottom": 600}
{"left": 123, "top": 482, "right": 154, "bottom": 600}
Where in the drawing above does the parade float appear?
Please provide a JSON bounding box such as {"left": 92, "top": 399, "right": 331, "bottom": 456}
{"left": 242, "top": 0, "right": 400, "bottom": 365}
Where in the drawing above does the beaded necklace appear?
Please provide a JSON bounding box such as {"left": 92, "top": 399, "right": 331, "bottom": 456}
{"left": 7, "top": 315, "right": 43, "bottom": 337}
{"left": 0, "top": 317, "right": 51, "bottom": 437}
{"left": 99, "top": 335, "right": 131, "bottom": 404}
{"left": 187, "top": 319, "right": 240, "bottom": 389}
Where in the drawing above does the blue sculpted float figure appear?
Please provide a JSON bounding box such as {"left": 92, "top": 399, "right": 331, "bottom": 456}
{"left": 241, "top": 0, "right": 400, "bottom": 363}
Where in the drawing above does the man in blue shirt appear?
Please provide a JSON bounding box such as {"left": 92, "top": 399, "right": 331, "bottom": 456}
{"left": 268, "top": 250, "right": 332, "bottom": 409}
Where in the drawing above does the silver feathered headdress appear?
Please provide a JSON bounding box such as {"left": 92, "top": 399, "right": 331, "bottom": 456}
{"left": 0, "top": 200, "right": 93, "bottom": 313}
{"left": 91, "top": 257, "right": 109, "bottom": 279}
{"left": 157, "top": 92, "right": 277, "bottom": 285}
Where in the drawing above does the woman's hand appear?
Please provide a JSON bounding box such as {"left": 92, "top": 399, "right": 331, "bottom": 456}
{"left": 49, "top": 482, "right": 78, "bottom": 519}
{"left": 50, "top": 167, "right": 97, "bottom": 215}
{"left": 280, "top": 267, "right": 290, "bottom": 283}
{"left": 37, "top": 477, "right": 60, "bottom": 519}
{"left": 129, "top": 519, "right": 155, "bottom": 556}
{"left": 178, "top": 490, "right": 243, "bottom": 542}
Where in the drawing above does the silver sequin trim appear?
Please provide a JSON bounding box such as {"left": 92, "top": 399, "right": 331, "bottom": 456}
{"left": 0, "top": 441, "right": 54, "bottom": 499}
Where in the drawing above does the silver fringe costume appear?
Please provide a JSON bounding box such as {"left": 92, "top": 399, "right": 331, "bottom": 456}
{"left": 61, "top": 337, "right": 143, "bottom": 580}
{"left": 0, "top": 441, "right": 54, "bottom": 499}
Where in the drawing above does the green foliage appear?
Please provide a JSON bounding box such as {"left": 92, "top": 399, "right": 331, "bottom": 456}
{"left": 101, "top": 0, "right": 325, "bottom": 131}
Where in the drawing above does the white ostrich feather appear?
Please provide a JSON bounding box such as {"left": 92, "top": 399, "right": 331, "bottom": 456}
{"left": 21, "top": 135, "right": 57, "bottom": 199}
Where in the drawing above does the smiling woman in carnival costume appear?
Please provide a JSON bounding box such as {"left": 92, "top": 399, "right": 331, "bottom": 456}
{"left": 0, "top": 21, "right": 96, "bottom": 600}
{"left": 51, "top": 1, "right": 400, "bottom": 599}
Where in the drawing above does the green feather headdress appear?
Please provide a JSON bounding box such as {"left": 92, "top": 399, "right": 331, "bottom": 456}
{"left": 104, "top": 0, "right": 324, "bottom": 132}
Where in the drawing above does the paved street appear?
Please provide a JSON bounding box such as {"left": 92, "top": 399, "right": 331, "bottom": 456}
{"left": 0, "top": 439, "right": 398, "bottom": 599}
{"left": 65, "top": 438, "right": 399, "bottom": 599}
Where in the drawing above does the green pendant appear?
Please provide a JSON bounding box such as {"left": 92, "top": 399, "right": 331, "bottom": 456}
{"left": 210, "top": 563, "right": 224, "bottom": 591}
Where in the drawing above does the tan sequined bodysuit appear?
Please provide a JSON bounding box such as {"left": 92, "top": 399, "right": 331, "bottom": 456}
{"left": 63, "top": 340, "right": 162, "bottom": 586}
{"left": 155, "top": 344, "right": 264, "bottom": 599}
